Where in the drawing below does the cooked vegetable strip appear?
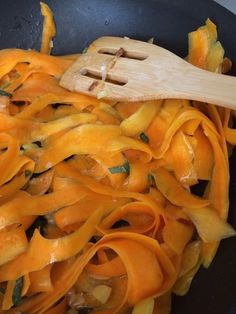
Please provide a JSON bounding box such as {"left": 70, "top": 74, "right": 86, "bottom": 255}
{"left": 54, "top": 194, "right": 128, "bottom": 231}
{"left": 0, "top": 49, "right": 72, "bottom": 79}
{"left": 98, "top": 201, "right": 159, "bottom": 234}
{"left": 2, "top": 280, "right": 15, "bottom": 310}
{"left": 40, "top": 2, "right": 56, "bottom": 54}
{"left": 44, "top": 298, "right": 67, "bottom": 314}
{"left": 152, "top": 168, "right": 209, "bottom": 208}
{"left": 120, "top": 100, "right": 161, "bottom": 137}
{"left": 0, "top": 185, "right": 88, "bottom": 229}
{"left": 0, "top": 227, "right": 28, "bottom": 266}
{"left": 0, "top": 206, "right": 104, "bottom": 281}
{"left": 184, "top": 207, "right": 236, "bottom": 242}
{"left": 22, "top": 274, "right": 30, "bottom": 296}
{"left": 170, "top": 131, "right": 197, "bottom": 186}
{"left": 30, "top": 124, "right": 122, "bottom": 172}
{"left": 0, "top": 11, "right": 234, "bottom": 314}
{"left": 0, "top": 133, "right": 35, "bottom": 185}
{"left": 11, "top": 233, "right": 177, "bottom": 314}
{"left": 29, "top": 265, "right": 53, "bottom": 294}
{"left": 16, "top": 93, "right": 59, "bottom": 119}
{"left": 132, "top": 298, "right": 155, "bottom": 314}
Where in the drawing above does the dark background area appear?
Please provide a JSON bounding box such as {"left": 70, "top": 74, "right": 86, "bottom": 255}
{"left": 0, "top": 1, "right": 235, "bottom": 313}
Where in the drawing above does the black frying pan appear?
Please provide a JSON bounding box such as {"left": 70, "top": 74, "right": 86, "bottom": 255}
{"left": 0, "top": 1, "right": 235, "bottom": 313}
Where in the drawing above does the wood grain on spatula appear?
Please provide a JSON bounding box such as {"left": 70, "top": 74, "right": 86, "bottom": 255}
{"left": 60, "top": 36, "right": 236, "bottom": 109}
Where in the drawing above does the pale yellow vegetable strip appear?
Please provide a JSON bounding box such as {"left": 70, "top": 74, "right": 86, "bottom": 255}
{"left": 184, "top": 207, "right": 236, "bottom": 242}
{"left": 152, "top": 167, "right": 209, "bottom": 208}
{"left": 120, "top": 100, "right": 161, "bottom": 137}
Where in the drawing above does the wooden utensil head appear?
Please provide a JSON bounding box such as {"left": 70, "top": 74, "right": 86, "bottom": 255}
{"left": 60, "top": 36, "right": 188, "bottom": 101}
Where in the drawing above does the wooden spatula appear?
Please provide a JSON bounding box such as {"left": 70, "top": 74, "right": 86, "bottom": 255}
{"left": 60, "top": 36, "right": 236, "bottom": 109}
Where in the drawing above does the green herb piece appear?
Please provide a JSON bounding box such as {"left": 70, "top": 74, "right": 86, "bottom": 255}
{"left": 0, "top": 89, "right": 12, "bottom": 98}
{"left": 97, "top": 90, "right": 108, "bottom": 99}
{"left": 139, "top": 132, "right": 149, "bottom": 143}
{"left": 147, "top": 37, "right": 154, "bottom": 44}
{"left": 0, "top": 82, "right": 11, "bottom": 89}
{"left": 147, "top": 173, "right": 155, "bottom": 185}
{"left": 108, "top": 161, "right": 130, "bottom": 174}
{"left": 82, "top": 47, "right": 88, "bottom": 54}
{"left": 25, "top": 170, "right": 32, "bottom": 178}
{"left": 12, "top": 277, "right": 23, "bottom": 306}
{"left": 14, "top": 73, "right": 21, "bottom": 79}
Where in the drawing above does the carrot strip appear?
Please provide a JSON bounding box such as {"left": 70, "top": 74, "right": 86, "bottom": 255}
{"left": 0, "top": 206, "right": 104, "bottom": 281}
{"left": 29, "top": 264, "right": 53, "bottom": 293}
{"left": 44, "top": 297, "right": 67, "bottom": 314}
{"left": 0, "top": 185, "right": 88, "bottom": 229}
{"left": 2, "top": 280, "right": 15, "bottom": 310}
{"left": 0, "top": 227, "right": 28, "bottom": 266}
{"left": 12, "top": 232, "right": 177, "bottom": 313}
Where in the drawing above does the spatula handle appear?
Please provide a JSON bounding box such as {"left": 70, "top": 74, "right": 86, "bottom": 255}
{"left": 169, "top": 66, "right": 236, "bottom": 110}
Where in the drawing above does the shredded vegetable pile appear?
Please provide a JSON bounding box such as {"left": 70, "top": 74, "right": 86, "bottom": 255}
{"left": 0, "top": 2, "right": 235, "bottom": 314}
